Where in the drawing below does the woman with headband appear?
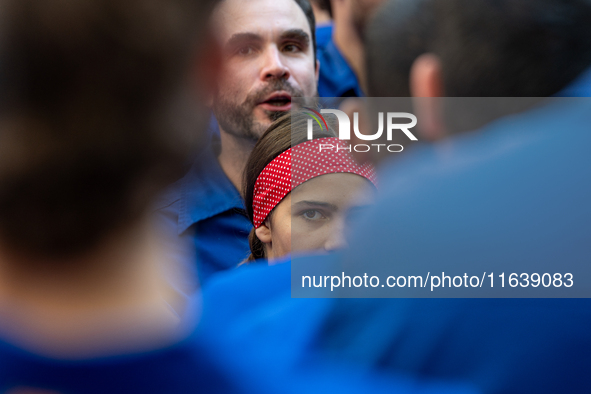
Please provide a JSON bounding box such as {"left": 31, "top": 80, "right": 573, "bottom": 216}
{"left": 243, "top": 111, "right": 378, "bottom": 262}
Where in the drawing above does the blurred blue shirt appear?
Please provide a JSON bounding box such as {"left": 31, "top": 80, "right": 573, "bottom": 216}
{"left": 0, "top": 336, "right": 239, "bottom": 393}
{"left": 316, "top": 23, "right": 333, "bottom": 49}
{"left": 308, "top": 95, "right": 591, "bottom": 391}
{"left": 0, "top": 295, "right": 242, "bottom": 394}
{"left": 197, "top": 259, "right": 478, "bottom": 394}
{"left": 316, "top": 24, "right": 363, "bottom": 98}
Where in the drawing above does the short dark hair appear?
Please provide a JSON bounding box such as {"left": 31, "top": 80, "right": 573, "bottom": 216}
{"left": 294, "top": 0, "right": 317, "bottom": 61}
{"left": 242, "top": 111, "right": 335, "bottom": 261}
{"left": 366, "top": 0, "right": 591, "bottom": 97}
{"left": 0, "top": 0, "right": 216, "bottom": 258}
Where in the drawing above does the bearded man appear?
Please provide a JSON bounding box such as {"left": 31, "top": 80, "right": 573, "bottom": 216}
{"left": 155, "top": 0, "right": 319, "bottom": 287}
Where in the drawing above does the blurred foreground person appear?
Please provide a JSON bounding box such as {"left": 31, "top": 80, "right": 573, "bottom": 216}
{"left": 308, "top": 0, "right": 591, "bottom": 392}
{"left": 366, "top": 0, "right": 591, "bottom": 98}
{"left": 0, "top": 0, "right": 244, "bottom": 392}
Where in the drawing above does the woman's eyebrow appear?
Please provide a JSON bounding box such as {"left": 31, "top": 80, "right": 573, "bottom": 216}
{"left": 293, "top": 200, "right": 338, "bottom": 212}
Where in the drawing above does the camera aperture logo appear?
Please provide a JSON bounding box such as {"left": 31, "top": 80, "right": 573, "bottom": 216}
{"left": 304, "top": 107, "right": 417, "bottom": 153}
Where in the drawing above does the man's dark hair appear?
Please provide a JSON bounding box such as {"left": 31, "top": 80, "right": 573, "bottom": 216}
{"left": 294, "top": 0, "right": 317, "bottom": 61}
{"left": 366, "top": 0, "right": 591, "bottom": 97}
{"left": 0, "top": 0, "right": 216, "bottom": 258}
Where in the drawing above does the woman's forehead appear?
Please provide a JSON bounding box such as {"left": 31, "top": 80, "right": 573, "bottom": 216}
{"left": 291, "top": 173, "right": 375, "bottom": 204}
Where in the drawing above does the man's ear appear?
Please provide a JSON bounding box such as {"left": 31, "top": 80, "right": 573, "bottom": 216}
{"left": 410, "top": 53, "right": 446, "bottom": 141}
{"left": 255, "top": 222, "right": 272, "bottom": 244}
{"left": 410, "top": 53, "right": 443, "bottom": 97}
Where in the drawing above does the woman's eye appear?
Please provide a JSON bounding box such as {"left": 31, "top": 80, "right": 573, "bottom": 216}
{"left": 302, "top": 210, "right": 324, "bottom": 220}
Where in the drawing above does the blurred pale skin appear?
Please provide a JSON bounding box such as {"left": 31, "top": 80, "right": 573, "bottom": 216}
{"left": 256, "top": 173, "right": 376, "bottom": 260}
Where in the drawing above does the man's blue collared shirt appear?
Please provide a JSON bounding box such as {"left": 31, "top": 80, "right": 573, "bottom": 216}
{"left": 316, "top": 24, "right": 363, "bottom": 98}
{"left": 155, "top": 140, "right": 252, "bottom": 291}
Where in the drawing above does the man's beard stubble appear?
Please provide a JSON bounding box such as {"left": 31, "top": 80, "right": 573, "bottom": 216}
{"left": 213, "top": 80, "right": 307, "bottom": 143}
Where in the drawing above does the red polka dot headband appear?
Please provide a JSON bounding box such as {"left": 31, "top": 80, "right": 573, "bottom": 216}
{"left": 252, "top": 137, "right": 377, "bottom": 228}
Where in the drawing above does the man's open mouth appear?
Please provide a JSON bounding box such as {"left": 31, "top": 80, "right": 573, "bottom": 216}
{"left": 259, "top": 92, "right": 292, "bottom": 111}
{"left": 264, "top": 96, "right": 291, "bottom": 107}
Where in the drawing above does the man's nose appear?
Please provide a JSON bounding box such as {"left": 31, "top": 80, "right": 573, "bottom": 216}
{"left": 260, "top": 46, "right": 290, "bottom": 81}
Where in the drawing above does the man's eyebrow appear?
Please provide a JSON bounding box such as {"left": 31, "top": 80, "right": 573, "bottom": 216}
{"left": 225, "top": 32, "right": 262, "bottom": 48}
{"left": 280, "top": 29, "right": 310, "bottom": 46}
{"left": 293, "top": 200, "right": 338, "bottom": 212}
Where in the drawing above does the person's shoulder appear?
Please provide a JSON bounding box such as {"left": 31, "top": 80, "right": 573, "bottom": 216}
{"left": 202, "top": 253, "right": 340, "bottom": 304}
{"left": 198, "top": 255, "right": 336, "bottom": 332}
{"left": 320, "top": 297, "right": 591, "bottom": 393}
{"left": 0, "top": 331, "right": 238, "bottom": 394}
{"left": 201, "top": 260, "right": 291, "bottom": 307}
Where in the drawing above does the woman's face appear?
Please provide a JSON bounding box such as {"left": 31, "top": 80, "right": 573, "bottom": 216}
{"left": 255, "top": 173, "right": 376, "bottom": 261}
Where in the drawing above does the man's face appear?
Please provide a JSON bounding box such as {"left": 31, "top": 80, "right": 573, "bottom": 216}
{"left": 212, "top": 0, "right": 319, "bottom": 142}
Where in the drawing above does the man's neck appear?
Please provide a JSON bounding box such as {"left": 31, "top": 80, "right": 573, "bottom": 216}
{"left": 217, "top": 128, "right": 257, "bottom": 193}
{"left": 0, "top": 219, "right": 187, "bottom": 358}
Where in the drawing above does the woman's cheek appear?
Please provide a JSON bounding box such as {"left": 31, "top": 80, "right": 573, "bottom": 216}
{"left": 291, "top": 223, "right": 331, "bottom": 253}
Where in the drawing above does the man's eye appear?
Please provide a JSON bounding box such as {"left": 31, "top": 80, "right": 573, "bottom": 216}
{"left": 237, "top": 46, "right": 255, "bottom": 56}
{"left": 283, "top": 44, "right": 301, "bottom": 53}
{"left": 302, "top": 210, "right": 324, "bottom": 220}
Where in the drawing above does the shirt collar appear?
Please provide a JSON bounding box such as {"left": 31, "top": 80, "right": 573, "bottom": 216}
{"left": 178, "top": 139, "right": 245, "bottom": 234}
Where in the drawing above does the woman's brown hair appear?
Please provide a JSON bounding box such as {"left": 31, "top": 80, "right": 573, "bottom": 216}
{"left": 242, "top": 110, "right": 336, "bottom": 262}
